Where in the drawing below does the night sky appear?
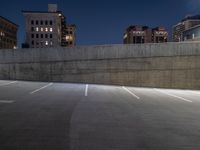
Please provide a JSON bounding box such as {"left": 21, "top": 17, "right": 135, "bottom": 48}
{"left": 0, "top": 0, "right": 199, "bottom": 47}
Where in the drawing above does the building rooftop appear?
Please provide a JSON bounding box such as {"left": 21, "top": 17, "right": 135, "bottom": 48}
{"left": 182, "top": 15, "right": 200, "bottom": 22}
{"left": 0, "top": 16, "right": 18, "bottom": 27}
{"left": 126, "top": 25, "right": 149, "bottom": 32}
{"left": 22, "top": 10, "right": 63, "bottom": 14}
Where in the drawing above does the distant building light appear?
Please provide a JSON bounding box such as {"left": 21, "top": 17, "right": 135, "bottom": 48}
{"left": 36, "top": 27, "right": 39, "bottom": 32}
{"left": 58, "top": 14, "right": 62, "bottom": 17}
{"left": 13, "top": 46, "right": 17, "bottom": 49}
{"left": 0, "top": 32, "right": 5, "bottom": 36}
{"left": 45, "top": 41, "right": 48, "bottom": 45}
{"left": 123, "top": 34, "right": 127, "bottom": 39}
{"left": 45, "top": 28, "right": 48, "bottom": 32}
{"left": 50, "top": 28, "right": 53, "bottom": 32}
{"left": 41, "top": 28, "right": 44, "bottom": 32}
{"left": 66, "top": 35, "right": 73, "bottom": 41}
{"left": 192, "top": 33, "right": 195, "bottom": 39}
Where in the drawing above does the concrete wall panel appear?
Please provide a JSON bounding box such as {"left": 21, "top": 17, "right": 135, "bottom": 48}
{"left": 1, "top": 42, "right": 200, "bottom": 89}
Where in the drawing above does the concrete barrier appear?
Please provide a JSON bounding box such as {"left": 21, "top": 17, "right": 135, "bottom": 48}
{"left": 0, "top": 42, "right": 200, "bottom": 89}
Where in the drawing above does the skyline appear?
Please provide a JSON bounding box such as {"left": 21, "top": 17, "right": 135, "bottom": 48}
{"left": 0, "top": 0, "right": 199, "bottom": 47}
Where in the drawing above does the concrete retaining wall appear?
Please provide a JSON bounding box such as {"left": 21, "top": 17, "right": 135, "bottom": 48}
{"left": 0, "top": 42, "right": 200, "bottom": 89}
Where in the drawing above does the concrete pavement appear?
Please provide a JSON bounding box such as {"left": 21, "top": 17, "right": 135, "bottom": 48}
{"left": 0, "top": 80, "right": 200, "bottom": 150}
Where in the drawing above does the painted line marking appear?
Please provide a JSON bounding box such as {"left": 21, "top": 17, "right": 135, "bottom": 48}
{"left": 122, "top": 86, "right": 140, "bottom": 99}
{"left": 0, "top": 100, "right": 15, "bottom": 103}
{"left": 30, "top": 83, "right": 53, "bottom": 94}
{"left": 0, "top": 81, "right": 17, "bottom": 86}
{"left": 85, "top": 84, "right": 88, "bottom": 96}
{"left": 154, "top": 88, "right": 192, "bottom": 103}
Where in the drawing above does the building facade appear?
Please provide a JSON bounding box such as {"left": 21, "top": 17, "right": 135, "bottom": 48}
{"left": 0, "top": 16, "right": 18, "bottom": 49}
{"left": 22, "top": 4, "right": 76, "bottom": 48}
{"left": 123, "top": 25, "right": 168, "bottom": 44}
{"left": 152, "top": 27, "right": 168, "bottom": 43}
{"left": 183, "top": 25, "right": 200, "bottom": 41}
{"left": 62, "top": 24, "right": 76, "bottom": 47}
{"left": 123, "top": 26, "right": 152, "bottom": 44}
{"left": 173, "top": 15, "right": 200, "bottom": 42}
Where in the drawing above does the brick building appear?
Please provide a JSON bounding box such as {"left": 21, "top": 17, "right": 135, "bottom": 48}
{"left": 0, "top": 16, "right": 18, "bottom": 49}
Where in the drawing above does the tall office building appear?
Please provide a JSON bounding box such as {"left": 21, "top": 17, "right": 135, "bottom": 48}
{"left": 173, "top": 15, "right": 200, "bottom": 42}
{"left": 22, "top": 4, "right": 76, "bottom": 48}
{"left": 0, "top": 16, "right": 18, "bottom": 49}
{"left": 123, "top": 25, "right": 168, "bottom": 44}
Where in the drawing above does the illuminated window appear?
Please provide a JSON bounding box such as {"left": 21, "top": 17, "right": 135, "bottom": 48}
{"left": 66, "top": 35, "right": 73, "bottom": 41}
{"left": 45, "top": 28, "right": 48, "bottom": 32}
{"left": 36, "top": 27, "right": 39, "bottom": 32}
{"left": 50, "top": 41, "right": 53, "bottom": 45}
{"left": 41, "top": 28, "right": 44, "bottom": 32}
{"left": 0, "top": 32, "right": 5, "bottom": 37}
{"left": 50, "top": 28, "right": 53, "bottom": 32}
{"left": 45, "top": 41, "right": 48, "bottom": 45}
{"left": 66, "top": 35, "right": 70, "bottom": 40}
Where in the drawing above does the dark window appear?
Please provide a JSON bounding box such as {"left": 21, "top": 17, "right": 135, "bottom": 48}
{"left": 40, "top": 20, "right": 43, "bottom": 25}
{"left": 70, "top": 41, "right": 72, "bottom": 45}
{"left": 31, "top": 40, "right": 34, "bottom": 45}
{"left": 36, "top": 20, "right": 39, "bottom": 25}
{"left": 31, "top": 20, "right": 34, "bottom": 25}
{"left": 45, "top": 34, "right": 48, "bottom": 38}
{"left": 50, "top": 20, "right": 53, "bottom": 25}
{"left": 36, "top": 34, "right": 39, "bottom": 38}
{"left": 45, "top": 20, "right": 48, "bottom": 25}
{"left": 31, "top": 27, "right": 34, "bottom": 32}
{"left": 31, "top": 34, "right": 34, "bottom": 38}
{"left": 50, "top": 34, "right": 53, "bottom": 38}
{"left": 66, "top": 31, "right": 69, "bottom": 34}
{"left": 41, "top": 34, "right": 43, "bottom": 38}
{"left": 70, "top": 31, "right": 72, "bottom": 34}
{"left": 136, "top": 36, "right": 142, "bottom": 43}
{"left": 133, "top": 37, "right": 136, "bottom": 43}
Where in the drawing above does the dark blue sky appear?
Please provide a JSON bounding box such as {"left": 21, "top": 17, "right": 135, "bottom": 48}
{"left": 0, "top": 0, "right": 199, "bottom": 47}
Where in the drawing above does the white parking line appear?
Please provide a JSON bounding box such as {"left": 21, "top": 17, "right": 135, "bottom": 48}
{"left": 0, "top": 81, "right": 17, "bottom": 86}
{"left": 0, "top": 100, "right": 15, "bottom": 103}
{"left": 154, "top": 89, "right": 192, "bottom": 103}
{"left": 30, "top": 83, "right": 53, "bottom": 94}
{"left": 187, "top": 90, "right": 200, "bottom": 95}
{"left": 122, "top": 86, "right": 140, "bottom": 99}
{"left": 85, "top": 84, "right": 88, "bottom": 96}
